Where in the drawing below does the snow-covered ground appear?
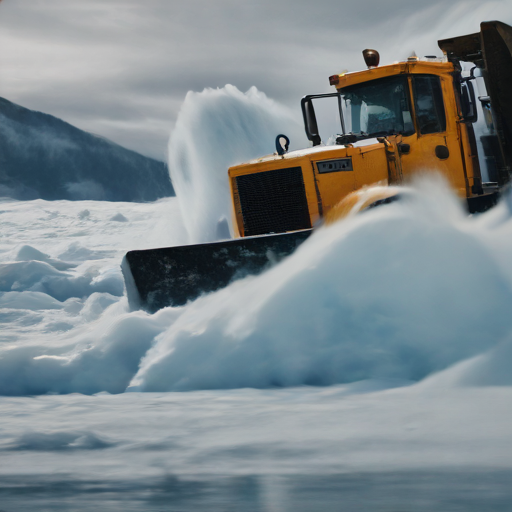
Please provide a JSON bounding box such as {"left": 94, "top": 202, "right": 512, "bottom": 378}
{"left": 2, "top": 387, "right": 512, "bottom": 511}
{"left": 2, "top": 190, "right": 512, "bottom": 510}
{"left": 2, "top": 86, "right": 512, "bottom": 510}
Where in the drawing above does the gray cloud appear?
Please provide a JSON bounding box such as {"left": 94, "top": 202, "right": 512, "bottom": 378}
{"left": 1, "top": 0, "right": 511, "bottom": 160}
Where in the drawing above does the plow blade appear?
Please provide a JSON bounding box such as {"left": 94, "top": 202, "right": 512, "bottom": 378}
{"left": 122, "top": 229, "right": 312, "bottom": 312}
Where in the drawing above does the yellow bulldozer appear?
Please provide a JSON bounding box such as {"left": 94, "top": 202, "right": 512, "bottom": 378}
{"left": 123, "top": 20, "right": 512, "bottom": 312}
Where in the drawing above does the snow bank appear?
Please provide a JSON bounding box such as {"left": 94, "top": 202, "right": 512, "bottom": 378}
{"left": 418, "top": 331, "right": 512, "bottom": 389}
{"left": 3, "top": 182, "right": 512, "bottom": 395}
{"left": 168, "top": 85, "right": 306, "bottom": 243}
{"left": 14, "top": 245, "right": 76, "bottom": 270}
{"left": 130, "top": 182, "right": 512, "bottom": 391}
{"left": 0, "top": 291, "right": 63, "bottom": 311}
{"left": 0, "top": 259, "right": 124, "bottom": 301}
{"left": 4, "top": 182, "right": 512, "bottom": 395}
{"left": 0, "top": 304, "right": 180, "bottom": 395}
{"left": 0, "top": 198, "right": 184, "bottom": 395}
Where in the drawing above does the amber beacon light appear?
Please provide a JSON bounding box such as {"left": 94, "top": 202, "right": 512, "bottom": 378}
{"left": 329, "top": 74, "right": 340, "bottom": 86}
{"left": 363, "top": 49, "right": 380, "bottom": 68}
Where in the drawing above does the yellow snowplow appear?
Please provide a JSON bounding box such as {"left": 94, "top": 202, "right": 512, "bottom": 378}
{"left": 123, "top": 20, "right": 512, "bottom": 312}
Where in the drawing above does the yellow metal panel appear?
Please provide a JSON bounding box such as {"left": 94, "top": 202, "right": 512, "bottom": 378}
{"left": 228, "top": 153, "right": 321, "bottom": 238}
{"left": 332, "top": 60, "right": 471, "bottom": 196}
{"left": 335, "top": 63, "right": 408, "bottom": 88}
{"left": 229, "top": 59, "right": 480, "bottom": 238}
{"left": 228, "top": 143, "right": 390, "bottom": 237}
{"left": 396, "top": 74, "right": 469, "bottom": 196}
{"left": 310, "top": 144, "right": 388, "bottom": 217}
{"left": 334, "top": 61, "right": 455, "bottom": 89}
{"left": 351, "top": 145, "right": 389, "bottom": 189}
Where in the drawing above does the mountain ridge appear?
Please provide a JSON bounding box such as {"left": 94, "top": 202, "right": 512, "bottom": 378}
{"left": 0, "top": 97, "right": 174, "bottom": 202}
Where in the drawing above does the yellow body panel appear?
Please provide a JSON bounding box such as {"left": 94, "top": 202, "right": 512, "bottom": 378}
{"left": 324, "top": 186, "right": 402, "bottom": 225}
{"left": 229, "top": 143, "right": 389, "bottom": 238}
{"left": 229, "top": 151, "right": 323, "bottom": 238}
{"left": 312, "top": 143, "right": 388, "bottom": 214}
{"left": 399, "top": 75, "right": 468, "bottom": 195}
{"left": 229, "top": 59, "right": 482, "bottom": 238}
{"left": 336, "top": 61, "right": 449, "bottom": 88}
{"left": 335, "top": 60, "right": 480, "bottom": 197}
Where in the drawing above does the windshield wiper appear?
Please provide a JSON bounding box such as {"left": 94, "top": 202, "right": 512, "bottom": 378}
{"left": 336, "top": 130, "right": 401, "bottom": 145}
{"left": 335, "top": 133, "right": 359, "bottom": 145}
{"left": 361, "top": 130, "right": 393, "bottom": 138}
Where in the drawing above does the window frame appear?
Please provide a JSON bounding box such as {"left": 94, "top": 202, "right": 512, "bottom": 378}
{"left": 411, "top": 74, "right": 447, "bottom": 135}
{"left": 338, "top": 74, "right": 416, "bottom": 138}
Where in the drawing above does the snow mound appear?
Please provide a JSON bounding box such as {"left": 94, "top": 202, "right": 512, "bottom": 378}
{"left": 0, "top": 291, "right": 63, "bottom": 311}
{"left": 130, "top": 183, "right": 512, "bottom": 391}
{"left": 0, "top": 260, "right": 124, "bottom": 301}
{"left": 110, "top": 213, "right": 128, "bottom": 222}
{"left": 13, "top": 245, "right": 76, "bottom": 270}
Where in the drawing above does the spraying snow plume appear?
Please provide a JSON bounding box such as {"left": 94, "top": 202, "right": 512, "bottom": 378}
{"left": 168, "top": 85, "right": 306, "bottom": 243}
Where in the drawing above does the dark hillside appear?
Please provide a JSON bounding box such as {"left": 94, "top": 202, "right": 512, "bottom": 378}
{"left": 0, "top": 97, "right": 174, "bottom": 201}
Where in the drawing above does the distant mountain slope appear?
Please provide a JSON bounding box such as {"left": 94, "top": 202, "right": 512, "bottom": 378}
{"left": 0, "top": 97, "right": 174, "bottom": 201}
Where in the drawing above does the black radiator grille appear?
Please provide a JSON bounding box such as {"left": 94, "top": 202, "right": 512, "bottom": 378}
{"left": 236, "top": 166, "right": 311, "bottom": 236}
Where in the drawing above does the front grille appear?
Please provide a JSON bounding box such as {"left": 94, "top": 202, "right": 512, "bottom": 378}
{"left": 236, "top": 166, "right": 311, "bottom": 236}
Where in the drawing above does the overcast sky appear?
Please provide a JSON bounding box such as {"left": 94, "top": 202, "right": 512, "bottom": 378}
{"left": 1, "top": 0, "right": 512, "bottom": 161}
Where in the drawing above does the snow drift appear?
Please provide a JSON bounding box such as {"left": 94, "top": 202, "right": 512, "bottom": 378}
{"left": 129, "top": 183, "right": 512, "bottom": 391}
{"left": 3, "top": 184, "right": 512, "bottom": 395}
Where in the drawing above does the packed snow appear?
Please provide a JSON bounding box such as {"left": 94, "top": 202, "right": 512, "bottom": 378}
{"left": 2, "top": 85, "right": 512, "bottom": 509}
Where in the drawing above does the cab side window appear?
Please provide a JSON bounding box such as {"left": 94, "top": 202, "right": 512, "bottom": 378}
{"left": 412, "top": 76, "right": 446, "bottom": 134}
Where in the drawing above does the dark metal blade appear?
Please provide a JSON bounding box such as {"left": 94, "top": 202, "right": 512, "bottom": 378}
{"left": 122, "top": 230, "right": 312, "bottom": 312}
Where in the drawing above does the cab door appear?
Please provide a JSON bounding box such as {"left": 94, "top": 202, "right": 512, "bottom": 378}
{"left": 400, "top": 74, "right": 469, "bottom": 197}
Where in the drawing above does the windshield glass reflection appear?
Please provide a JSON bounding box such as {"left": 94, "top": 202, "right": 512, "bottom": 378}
{"left": 339, "top": 76, "right": 414, "bottom": 140}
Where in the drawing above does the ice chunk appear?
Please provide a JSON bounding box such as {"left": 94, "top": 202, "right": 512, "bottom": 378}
{"left": 14, "top": 245, "right": 76, "bottom": 270}
{"left": 110, "top": 213, "right": 128, "bottom": 222}
{"left": 0, "top": 291, "right": 63, "bottom": 311}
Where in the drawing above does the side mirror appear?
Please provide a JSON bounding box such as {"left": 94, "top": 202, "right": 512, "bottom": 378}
{"left": 460, "top": 80, "right": 478, "bottom": 123}
{"left": 275, "top": 134, "right": 290, "bottom": 155}
{"left": 301, "top": 97, "right": 321, "bottom": 146}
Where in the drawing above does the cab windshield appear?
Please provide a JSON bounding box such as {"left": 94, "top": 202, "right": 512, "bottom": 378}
{"left": 339, "top": 75, "right": 414, "bottom": 140}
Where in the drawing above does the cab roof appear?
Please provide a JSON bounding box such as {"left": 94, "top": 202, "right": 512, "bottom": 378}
{"left": 333, "top": 60, "right": 455, "bottom": 90}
